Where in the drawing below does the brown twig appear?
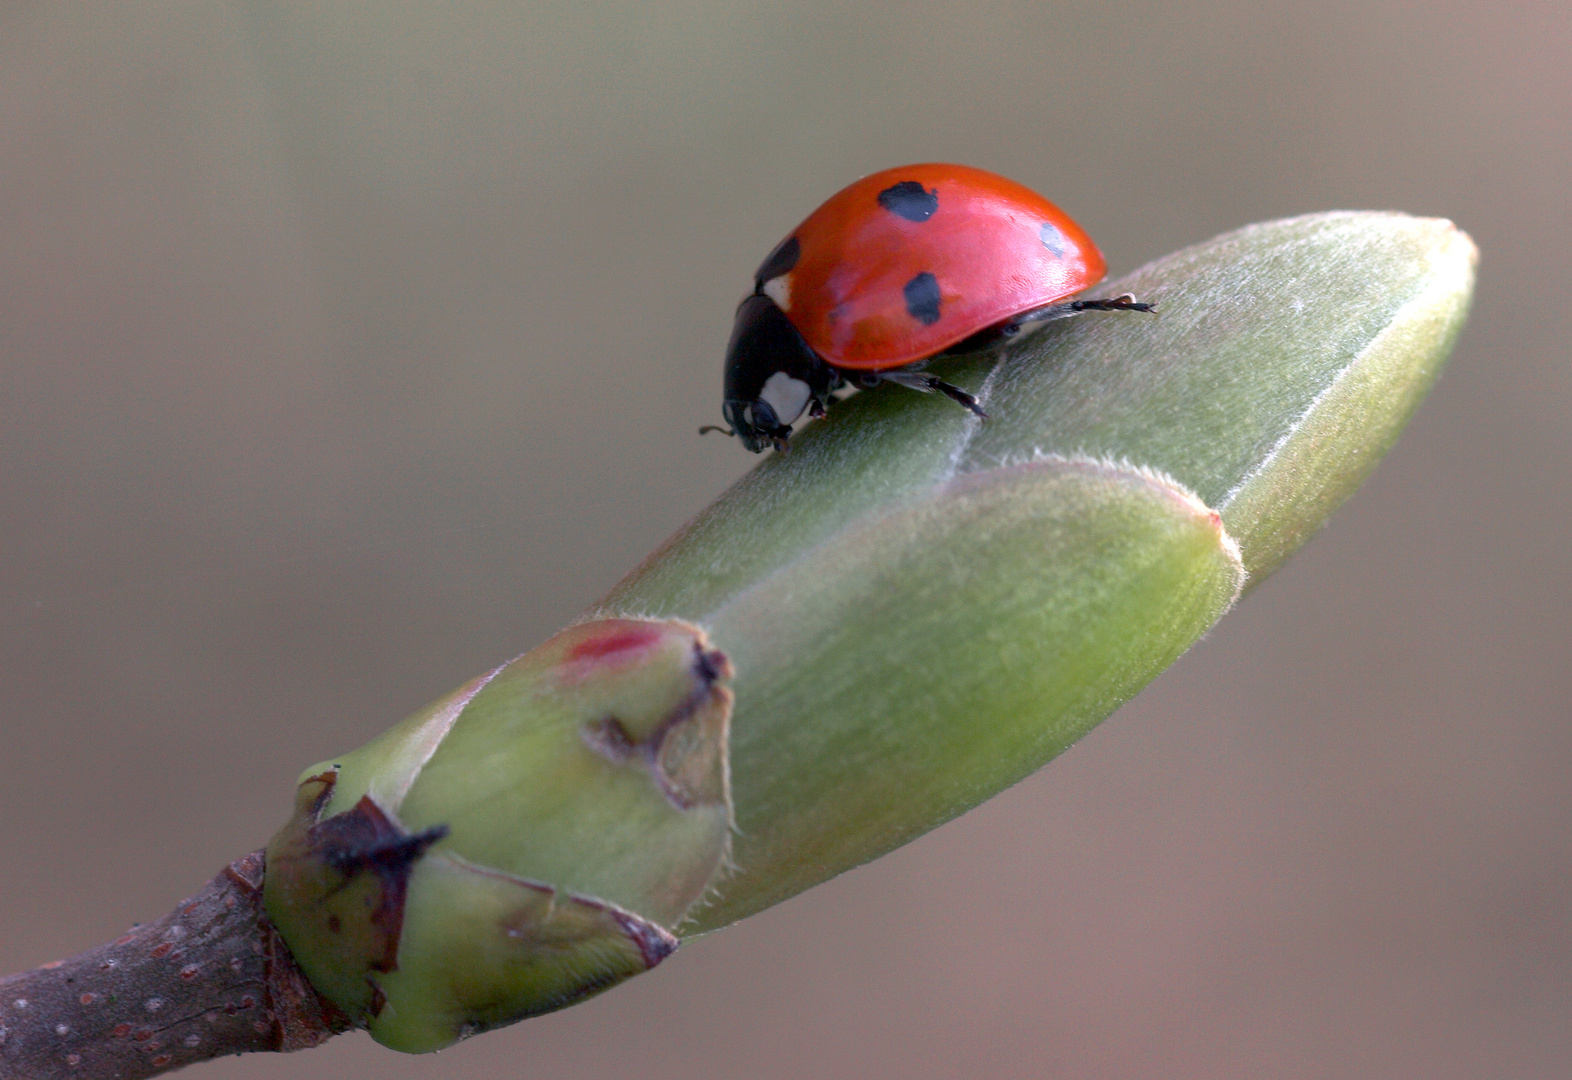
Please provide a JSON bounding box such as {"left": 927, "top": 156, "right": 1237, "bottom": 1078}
{"left": 0, "top": 852, "right": 351, "bottom": 1079}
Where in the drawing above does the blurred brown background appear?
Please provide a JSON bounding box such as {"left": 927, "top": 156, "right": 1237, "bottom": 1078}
{"left": 2, "top": 2, "right": 1567, "bottom": 1077}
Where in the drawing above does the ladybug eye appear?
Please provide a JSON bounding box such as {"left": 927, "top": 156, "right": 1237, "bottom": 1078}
{"left": 747, "top": 398, "right": 781, "bottom": 432}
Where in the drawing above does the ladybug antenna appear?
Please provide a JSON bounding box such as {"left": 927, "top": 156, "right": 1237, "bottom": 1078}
{"left": 698, "top": 424, "right": 736, "bottom": 438}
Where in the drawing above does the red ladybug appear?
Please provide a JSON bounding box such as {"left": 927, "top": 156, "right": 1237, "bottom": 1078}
{"left": 706, "top": 163, "right": 1152, "bottom": 452}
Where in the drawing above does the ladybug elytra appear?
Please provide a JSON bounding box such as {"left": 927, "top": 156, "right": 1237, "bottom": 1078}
{"left": 705, "top": 163, "right": 1153, "bottom": 452}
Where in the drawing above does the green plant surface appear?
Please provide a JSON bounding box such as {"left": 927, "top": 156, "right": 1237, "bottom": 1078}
{"left": 264, "top": 211, "right": 1476, "bottom": 1049}
{"left": 593, "top": 210, "right": 1476, "bottom": 933}
{"left": 266, "top": 619, "right": 734, "bottom": 1050}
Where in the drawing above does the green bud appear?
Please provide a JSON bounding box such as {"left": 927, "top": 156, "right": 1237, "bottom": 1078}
{"left": 594, "top": 211, "right": 1476, "bottom": 931}
{"left": 264, "top": 619, "right": 734, "bottom": 1052}
{"left": 265, "top": 213, "right": 1475, "bottom": 1052}
{"left": 661, "top": 457, "right": 1246, "bottom": 930}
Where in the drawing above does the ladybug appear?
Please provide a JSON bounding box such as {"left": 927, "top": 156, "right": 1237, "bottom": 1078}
{"left": 704, "top": 163, "right": 1153, "bottom": 452}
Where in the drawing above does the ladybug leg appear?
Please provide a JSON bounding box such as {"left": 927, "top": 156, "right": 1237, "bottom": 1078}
{"left": 1000, "top": 292, "right": 1157, "bottom": 336}
{"left": 873, "top": 369, "right": 988, "bottom": 419}
{"left": 927, "top": 376, "right": 989, "bottom": 418}
{"left": 805, "top": 367, "right": 848, "bottom": 418}
{"left": 807, "top": 382, "right": 847, "bottom": 418}
{"left": 1069, "top": 293, "right": 1156, "bottom": 314}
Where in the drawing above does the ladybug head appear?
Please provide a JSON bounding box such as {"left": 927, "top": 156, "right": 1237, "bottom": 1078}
{"left": 718, "top": 294, "right": 839, "bottom": 454}
{"left": 722, "top": 397, "right": 790, "bottom": 454}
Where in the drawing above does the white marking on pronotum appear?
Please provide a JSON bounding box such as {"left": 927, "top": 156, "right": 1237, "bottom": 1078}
{"left": 758, "top": 371, "right": 813, "bottom": 426}
{"left": 762, "top": 273, "right": 792, "bottom": 312}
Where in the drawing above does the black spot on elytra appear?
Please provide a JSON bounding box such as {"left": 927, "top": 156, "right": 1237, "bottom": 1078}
{"left": 878, "top": 181, "right": 940, "bottom": 222}
{"left": 904, "top": 272, "right": 942, "bottom": 325}
{"left": 1039, "top": 221, "right": 1068, "bottom": 258}
{"left": 754, "top": 235, "right": 800, "bottom": 288}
